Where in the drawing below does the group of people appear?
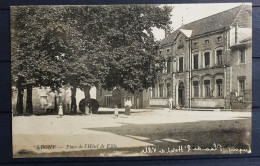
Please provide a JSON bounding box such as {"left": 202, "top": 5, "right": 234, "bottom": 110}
{"left": 113, "top": 97, "right": 132, "bottom": 118}
{"left": 58, "top": 96, "right": 174, "bottom": 118}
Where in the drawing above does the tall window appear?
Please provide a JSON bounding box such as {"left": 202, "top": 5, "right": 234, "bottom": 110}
{"left": 216, "top": 79, "right": 223, "bottom": 97}
{"left": 167, "top": 83, "right": 171, "bottom": 98}
{"left": 239, "top": 79, "right": 245, "bottom": 96}
{"left": 159, "top": 84, "right": 164, "bottom": 98}
{"left": 193, "top": 81, "right": 199, "bottom": 97}
{"left": 240, "top": 49, "right": 245, "bottom": 63}
{"left": 193, "top": 54, "right": 198, "bottom": 69}
{"left": 179, "top": 57, "right": 183, "bottom": 72}
{"left": 216, "top": 50, "right": 223, "bottom": 66}
{"left": 167, "top": 59, "right": 171, "bottom": 73}
{"left": 204, "top": 52, "right": 210, "bottom": 67}
{"left": 204, "top": 80, "right": 210, "bottom": 98}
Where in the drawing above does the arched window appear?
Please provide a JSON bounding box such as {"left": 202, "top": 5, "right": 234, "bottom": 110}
{"left": 216, "top": 79, "right": 223, "bottom": 97}
{"left": 204, "top": 52, "right": 210, "bottom": 67}
{"left": 193, "top": 54, "right": 199, "bottom": 69}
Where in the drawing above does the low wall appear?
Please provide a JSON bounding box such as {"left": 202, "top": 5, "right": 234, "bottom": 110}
{"left": 191, "top": 98, "right": 225, "bottom": 108}
{"left": 149, "top": 98, "right": 168, "bottom": 107}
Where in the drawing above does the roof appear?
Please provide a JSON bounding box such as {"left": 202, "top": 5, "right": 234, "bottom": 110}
{"left": 230, "top": 36, "right": 252, "bottom": 50}
{"left": 159, "top": 29, "right": 180, "bottom": 46}
{"left": 160, "top": 5, "right": 250, "bottom": 46}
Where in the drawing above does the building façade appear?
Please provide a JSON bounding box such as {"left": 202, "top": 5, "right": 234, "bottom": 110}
{"left": 150, "top": 4, "right": 252, "bottom": 109}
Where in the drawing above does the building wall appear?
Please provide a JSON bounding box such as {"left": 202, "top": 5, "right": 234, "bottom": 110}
{"left": 189, "top": 30, "right": 230, "bottom": 108}
{"left": 151, "top": 29, "right": 251, "bottom": 109}
{"left": 230, "top": 40, "right": 252, "bottom": 109}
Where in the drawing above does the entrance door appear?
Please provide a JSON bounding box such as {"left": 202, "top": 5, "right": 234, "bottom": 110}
{"left": 178, "top": 82, "right": 185, "bottom": 107}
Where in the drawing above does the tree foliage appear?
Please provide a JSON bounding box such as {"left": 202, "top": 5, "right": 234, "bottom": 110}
{"left": 11, "top": 5, "right": 172, "bottom": 114}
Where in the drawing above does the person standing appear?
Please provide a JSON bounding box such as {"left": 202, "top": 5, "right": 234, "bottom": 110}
{"left": 85, "top": 103, "right": 90, "bottom": 115}
{"left": 114, "top": 105, "right": 119, "bottom": 118}
{"left": 124, "top": 97, "right": 132, "bottom": 116}
{"left": 58, "top": 103, "right": 63, "bottom": 118}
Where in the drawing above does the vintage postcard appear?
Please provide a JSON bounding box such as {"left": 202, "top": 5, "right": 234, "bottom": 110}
{"left": 11, "top": 3, "right": 252, "bottom": 158}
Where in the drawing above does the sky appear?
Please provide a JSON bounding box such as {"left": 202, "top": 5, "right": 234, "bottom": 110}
{"left": 153, "top": 3, "right": 244, "bottom": 41}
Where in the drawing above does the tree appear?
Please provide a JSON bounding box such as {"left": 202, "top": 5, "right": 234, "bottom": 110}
{"left": 11, "top": 7, "right": 66, "bottom": 115}
{"left": 102, "top": 5, "right": 172, "bottom": 92}
{"left": 11, "top": 5, "right": 172, "bottom": 115}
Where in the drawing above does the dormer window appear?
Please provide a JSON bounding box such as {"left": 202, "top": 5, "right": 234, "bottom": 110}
{"left": 217, "top": 36, "right": 222, "bottom": 42}
{"left": 204, "top": 39, "right": 210, "bottom": 45}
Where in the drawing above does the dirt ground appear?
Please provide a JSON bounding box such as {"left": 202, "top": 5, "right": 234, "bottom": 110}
{"left": 12, "top": 108, "right": 251, "bottom": 157}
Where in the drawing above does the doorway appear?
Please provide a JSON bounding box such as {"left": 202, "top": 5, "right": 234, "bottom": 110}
{"left": 178, "top": 82, "right": 185, "bottom": 107}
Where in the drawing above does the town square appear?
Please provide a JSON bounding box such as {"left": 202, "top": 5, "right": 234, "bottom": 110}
{"left": 11, "top": 3, "right": 252, "bottom": 157}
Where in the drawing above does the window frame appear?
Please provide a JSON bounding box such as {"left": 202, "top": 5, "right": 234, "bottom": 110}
{"left": 178, "top": 57, "right": 184, "bottom": 72}
{"left": 204, "top": 80, "right": 211, "bottom": 98}
{"left": 204, "top": 39, "right": 210, "bottom": 45}
{"left": 238, "top": 79, "right": 245, "bottom": 96}
{"left": 216, "top": 49, "right": 223, "bottom": 66}
{"left": 193, "top": 54, "right": 199, "bottom": 70}
{"left": 204, "top": 52, "right": 211, "bottom": 68}
{"left": 216, "top": 35, "right": 223, "bottom": 42}
{"left": 159, "top": 84, "right": 164, "bottom": 98}
{"left": 239, "top": 49, "right": 246, "bottom": 64}
{"left": 216, "top": 79, "right": 223, "bottom": 97}
{"left": 193, "top": 81, "right": 199, "bottom": 98}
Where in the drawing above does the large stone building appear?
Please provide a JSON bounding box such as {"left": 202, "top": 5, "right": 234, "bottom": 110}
{"left": 150, "top": 4, "right": 252, "bottom": 109}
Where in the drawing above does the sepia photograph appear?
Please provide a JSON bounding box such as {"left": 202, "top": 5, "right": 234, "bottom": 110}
{"left": 11, "top": 3, "right": 252, "bottom": 158}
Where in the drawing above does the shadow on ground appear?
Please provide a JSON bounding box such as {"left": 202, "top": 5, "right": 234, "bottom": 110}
{"left": 14, "top": 118, "right": 251, "bottom": 157}
{"left": 84, "top": 118, "right": 251, "bottom": 150}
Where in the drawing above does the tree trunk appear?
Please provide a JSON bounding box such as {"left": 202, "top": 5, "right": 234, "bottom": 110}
{"left": 84, "top": 85, "right": 91, "bottom": 101}
{"left": 15, "top": 82, "right": 24, "bottom": 116}
{"left": 71, "top": 86, "right": 77, "bottom": 114}
{"left": 25, "top": 85, "right": 33, "bottom": 115}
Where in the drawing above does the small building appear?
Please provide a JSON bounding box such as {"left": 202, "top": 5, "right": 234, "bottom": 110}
{"left": 229, "top": 37, "right": 252, "bottom": 109}
{"left": 96, "top": 88, "right": 150, "bottom": 109}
